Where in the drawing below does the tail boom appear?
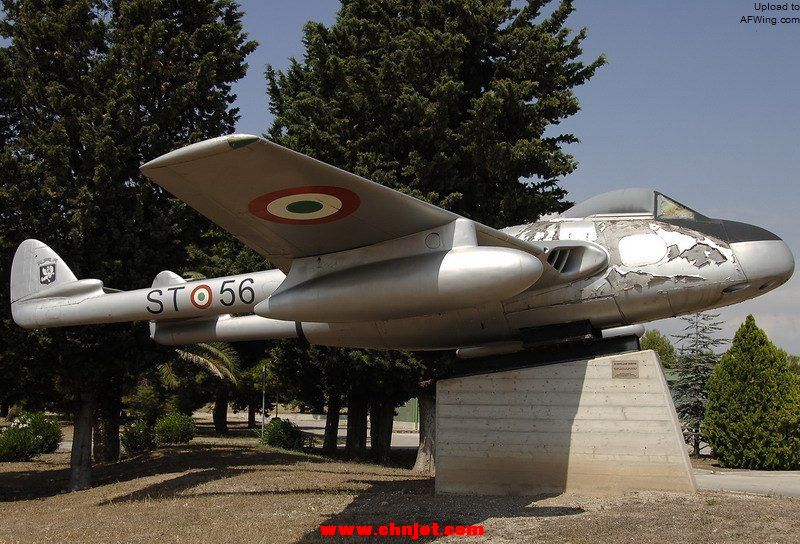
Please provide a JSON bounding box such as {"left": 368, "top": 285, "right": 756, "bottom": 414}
{"left": 10, "top": 239, "right": 288, "bottom": 329}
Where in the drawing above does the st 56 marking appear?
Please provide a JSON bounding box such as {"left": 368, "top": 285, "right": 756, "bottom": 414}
{"left": 146, "top": 277, "right": 255, "bottom": 315}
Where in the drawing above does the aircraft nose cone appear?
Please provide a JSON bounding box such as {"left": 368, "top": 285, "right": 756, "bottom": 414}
{"left": 731, "top": 238, "right": 795, "bottom": 290}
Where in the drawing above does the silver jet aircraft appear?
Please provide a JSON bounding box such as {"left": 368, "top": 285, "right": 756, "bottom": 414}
{"left": 9, "top": 135, "right": 795, "bottom": 357}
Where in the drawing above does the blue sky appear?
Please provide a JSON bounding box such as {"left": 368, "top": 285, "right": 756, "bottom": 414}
{"left": 4, "top": 1, "right": 798, "bottom": 352}
{"left": 234, "top": 1, "right": 799, "bottom": 352}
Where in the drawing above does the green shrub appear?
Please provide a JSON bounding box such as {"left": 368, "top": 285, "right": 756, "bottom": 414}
{"left": 121, "top": 419, "right": 156, "bottom": 454}
{"left": 124, "top": 383, "right": 164, "bottom": 426}
{"left": 0, "top": 412, "right": 62, "bottom": 461}
{"left": 260, "top": 417, "right": 304, "bottom": 450}
{"left": 6, "top": 405, "right": 23, "bottom": 421}
{"left": 641, "top": 329, "right": 678, "bottom": 369}
{"left": 154, "top": 413, "right": 196, "bottom": 445}
{"left": 703, "top": 315, "right": 800, "bottom": 470}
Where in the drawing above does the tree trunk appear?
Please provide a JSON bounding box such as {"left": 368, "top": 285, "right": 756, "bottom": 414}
{"left": 93, "top": 395, "right": 121, "bottom": 463}
{"left": 370, "top": 401, "right": 394, "bottom": 464}
{"left": 323, "top": 393, "right": 341, "bottom": 455}
{"left": 345, "top": 396, "right": 359, "bottom": 458}
{"left": 356, "top": 399, "right": 368, "bottom": 458}
{"left": 345, "top": 395, "right": 368, "bottom": 459}
{"left": 247, "top": 403, "right": 256, "bottom": 429}
{"left": 70, "top": 391, "right": 95, "bottom": 491}
{"left": 369, "top": 402, "right": 381, "bottom": 459}
{"left": 0, "top": 402, "right": 8, "bottom": 419}
{"left": 413, "top": 389, "right": 436, "bottom": 474}
{"left": 213, "top": 387, "right": 229, "bottom": 435}
{"left": 693, "top": 432, "right": 701, "bottom": 457}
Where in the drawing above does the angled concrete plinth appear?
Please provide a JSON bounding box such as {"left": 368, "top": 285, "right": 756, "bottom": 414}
{"left": 435, "top": 350, "right": 695, "bottom": 496}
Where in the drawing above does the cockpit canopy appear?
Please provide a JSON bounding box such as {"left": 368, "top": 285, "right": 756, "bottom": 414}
{"left": 561, "top": 188, "right": 707, "bottom": 220}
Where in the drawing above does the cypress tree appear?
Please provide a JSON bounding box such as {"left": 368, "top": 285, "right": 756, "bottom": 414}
{"left": 704, "top": 315, "right": 800, "bottom": 469}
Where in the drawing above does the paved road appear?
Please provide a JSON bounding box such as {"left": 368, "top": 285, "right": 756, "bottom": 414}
{"left": 694, "top": 469, "right": 800, "bottom": 498}
{"left": 288, "top": 414, "right": 420, "bottom": 449}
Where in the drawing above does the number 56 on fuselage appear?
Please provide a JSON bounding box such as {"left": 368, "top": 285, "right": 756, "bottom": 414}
{"left": 9, "top": 135, "right": 794, "bottom": 356}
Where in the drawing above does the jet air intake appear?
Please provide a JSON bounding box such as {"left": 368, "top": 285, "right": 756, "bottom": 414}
{"left": 255, "top": 247, "right": 543, "bottom": 323}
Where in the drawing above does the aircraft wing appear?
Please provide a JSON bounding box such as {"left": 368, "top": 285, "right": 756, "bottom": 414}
{"left": 140, "top": 134, "right": 607, "bottom": 287}
{"left": 140, "top": 134, "right": 545, "bottom": 271}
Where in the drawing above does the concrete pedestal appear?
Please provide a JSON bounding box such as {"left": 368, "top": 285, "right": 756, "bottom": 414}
{"left": 435, "top": 350, "right": 695, "bottom": 496}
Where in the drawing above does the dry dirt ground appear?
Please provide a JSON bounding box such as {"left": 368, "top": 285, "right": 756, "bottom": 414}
{"left": 1, "top": 423, "right": 798, "bottom": 544}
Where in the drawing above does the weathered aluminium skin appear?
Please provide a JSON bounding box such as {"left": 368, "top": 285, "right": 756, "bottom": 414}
{"left": 8, "top": 137, "right": 794, "bottom": 354}
{"left": 301, "top": 201, "right": 793, "bottom": 350}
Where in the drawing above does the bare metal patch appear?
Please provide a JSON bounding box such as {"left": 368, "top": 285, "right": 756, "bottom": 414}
{"left": 671, "top": 243, "right": 727, "bottom": 267}
{"left": 606, "top": 267, "right": 704, "bottom": 293}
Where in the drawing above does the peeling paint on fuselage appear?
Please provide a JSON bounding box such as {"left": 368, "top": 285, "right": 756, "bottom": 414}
{"left": 502, "top": 216, "right": 747, "bottom": 330}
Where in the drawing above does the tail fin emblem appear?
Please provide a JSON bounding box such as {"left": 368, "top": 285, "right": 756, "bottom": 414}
{"left": 39, "top": 261, "right": 56, "bottom": 285}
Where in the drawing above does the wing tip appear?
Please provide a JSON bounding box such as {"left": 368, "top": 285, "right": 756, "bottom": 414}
{"left": 141, "top": 134, "right": 262, "bottom": 173}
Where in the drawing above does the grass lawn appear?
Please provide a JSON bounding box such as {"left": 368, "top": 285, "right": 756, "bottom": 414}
{"left": 0, "top": 420, "right": 798, "bottom": 543}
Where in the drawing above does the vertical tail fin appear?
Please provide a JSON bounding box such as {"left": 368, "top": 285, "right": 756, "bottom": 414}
{"left": 10, "top": 239, "right": 79, "bottom": 303}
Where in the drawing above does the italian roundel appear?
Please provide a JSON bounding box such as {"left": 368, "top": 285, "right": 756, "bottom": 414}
{"left": 190, "top": 284, "right": 213, "bottom": 309}
{"left": 248, "top": 185, "right": 360, "bottom": 225}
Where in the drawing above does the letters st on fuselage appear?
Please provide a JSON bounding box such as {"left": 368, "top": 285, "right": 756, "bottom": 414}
{"left": 9, "top": 135, "right": 795, "bottom": 353}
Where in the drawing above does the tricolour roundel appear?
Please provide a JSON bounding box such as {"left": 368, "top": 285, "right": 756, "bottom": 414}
{"left": 190, "top": 284, "right": 213, "bottom": 309}
{"left": 248, "top": 186, "right": 360, "bottom": 225}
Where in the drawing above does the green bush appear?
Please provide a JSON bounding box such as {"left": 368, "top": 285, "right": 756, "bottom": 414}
{"left": 124, "top": 383, "right": 164, "bottom": 426}
{"left": 6, "top": 405, "right": 23, "bottom": 421}
{"left": 260, "top": 417, "right": 304, "bottom": 450}
{"left": 154, "top": 413, "right": 196, "bottom": 445}
{"left": 641, "top": 329, "right": 677, "bottom": 369}
{"left": 703, "top": 315, "right": 800, "bottom": 470}
{"left": 0, "top": 412, "right": 62, "bottom": 461}
{"left": 121, "top": 419, "right": 156, "bottom": 454}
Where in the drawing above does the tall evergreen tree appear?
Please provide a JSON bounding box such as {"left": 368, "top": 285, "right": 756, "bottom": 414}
{"left": 265, "top": 0, "right": 604, "bottom": 471}
{"left": 0, "top": 0, "right": 255, "bottom": 489}
{"left": 266, "top": 0, "right": 605, "bottom": 227}
{"left": 672, "top": 312, "right": 726, "bottom": 456}
{"left": 704, "top": 316, "right": 800, "bottom": 469}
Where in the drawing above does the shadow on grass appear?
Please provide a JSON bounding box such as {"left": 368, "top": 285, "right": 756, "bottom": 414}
{"left": 293, "top": 477, "right": 584, "bottom": 544}
{"left": 0, "top": 443, "right": 322, "bottom": 502}
{"left": 97, "top": 458, "right": 583, "bottom": 544}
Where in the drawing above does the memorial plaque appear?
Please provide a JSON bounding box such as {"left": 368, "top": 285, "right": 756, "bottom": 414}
{"left": 612, "top": 359, "right": 639, "bottom": 379}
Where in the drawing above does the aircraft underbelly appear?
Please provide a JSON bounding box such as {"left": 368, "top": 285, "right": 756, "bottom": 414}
{"left": 301, "top": 302, "right": 511, "bottom": 350}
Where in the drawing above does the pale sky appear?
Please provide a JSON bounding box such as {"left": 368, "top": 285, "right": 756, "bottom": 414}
{"left": 4, "top": 1, "right": 798, "bottom": 353}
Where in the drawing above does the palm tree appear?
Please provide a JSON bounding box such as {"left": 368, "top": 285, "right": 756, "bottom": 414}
{"left": 175, "top": 342, "right": 241, "bottom": 434}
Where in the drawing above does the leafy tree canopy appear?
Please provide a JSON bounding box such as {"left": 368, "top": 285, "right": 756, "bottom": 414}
{"left": 641, "top": 329, "right": 677, "bottom": 369}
